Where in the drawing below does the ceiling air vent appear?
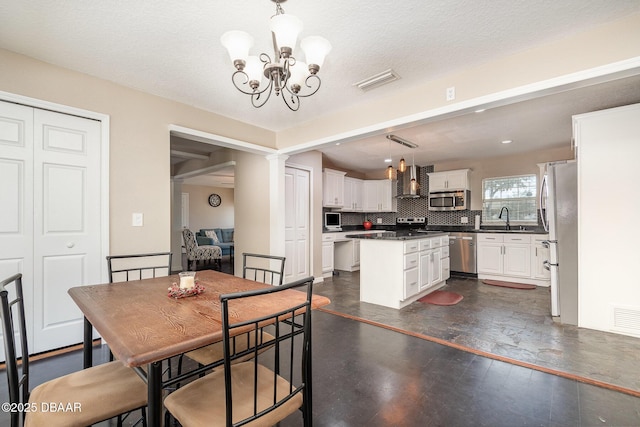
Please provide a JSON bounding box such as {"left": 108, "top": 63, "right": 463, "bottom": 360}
{"left": 353, "top": 69, "right": 400, "bottom": 92}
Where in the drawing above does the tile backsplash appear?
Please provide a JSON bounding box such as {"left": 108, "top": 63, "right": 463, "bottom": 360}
{"left": 334, "top": 165, "right": 484, "bottom": 227}
{"left": 328, "top": 164, "right": 544, "bottom": 231}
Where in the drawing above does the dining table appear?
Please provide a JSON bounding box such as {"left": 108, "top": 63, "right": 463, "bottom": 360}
{"left": 68, "top": 269, "right": 330, "bottom": 427}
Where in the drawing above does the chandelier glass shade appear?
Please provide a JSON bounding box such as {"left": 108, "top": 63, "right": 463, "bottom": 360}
{"left": 386, "top": 165, "right": 395, "bottom": 180}
{"left": 398, "top": 158, "right": 407, "bottom": 173}
{"left": 220, "top": 0, "right": 332, "bottom": 111}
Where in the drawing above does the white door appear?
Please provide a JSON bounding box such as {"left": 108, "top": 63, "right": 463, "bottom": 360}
{"left": 0, "top": 101, "right": 103, "bottom": 355}
{"left": 0, "top": 101, "right": 35, "bottom": 360}
{"left": 32, "top": 109, "right": 102, "bottom": 352}
{"left": 284, "top": 167, "right": 310, "bottom": 283}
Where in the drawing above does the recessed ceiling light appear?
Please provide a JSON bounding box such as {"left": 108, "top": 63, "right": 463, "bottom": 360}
{"left": 501, "top": 140, "right": 512, "bottom": 144}
{"left": 475, "top": 109, "right": 486, "bottom": 113}
{"left": 384, "top": 158, "right": 392, "bottom": 163}
{"left": 335, "top": 142, "right": 341, "bottom": 146}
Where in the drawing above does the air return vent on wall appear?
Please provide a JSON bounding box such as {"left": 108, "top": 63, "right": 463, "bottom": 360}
{"left": 611, "top": 305, "right": 640, "bottom": 337}
{"left": 353, "top": 69, "right": 400, "bottom": 92}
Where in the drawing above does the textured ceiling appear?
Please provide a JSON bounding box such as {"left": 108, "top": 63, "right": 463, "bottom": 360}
{"left": 2, "top": 1, "right": 640, "bottom": 181}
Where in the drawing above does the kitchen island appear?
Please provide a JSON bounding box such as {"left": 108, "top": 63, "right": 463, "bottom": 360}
{"left": 347, "top": 231, "right": 450, "bottom": 309}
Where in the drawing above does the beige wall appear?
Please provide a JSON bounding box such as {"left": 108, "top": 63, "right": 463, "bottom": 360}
{"left": 182, "top": 185, "right": 234, "bottom": 231}
{"left": 0, "top": 48, "right": 275, "bottom": 257}
{"left": 233, "top": 151, "right": 272, "bottom": 274}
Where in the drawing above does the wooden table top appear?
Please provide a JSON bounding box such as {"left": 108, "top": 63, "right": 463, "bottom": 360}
{"left": 68, "top": 270, "right": 329, "bottom": 367}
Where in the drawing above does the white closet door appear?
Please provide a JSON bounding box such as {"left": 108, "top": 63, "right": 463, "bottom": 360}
{"left": 0, "top": 101, "right": 35, "bottom": 360}
{"left": 284, "top": 167, "right": 310, "bottom": 283}
{"left": 31, "top": 109, "right": 103, "bottom": 352}
{"left": 0, "top": 100, "right": 104, "bottom": 357}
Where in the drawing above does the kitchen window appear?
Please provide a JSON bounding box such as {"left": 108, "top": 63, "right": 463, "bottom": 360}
{"left": 482, "top": 174, "right": 537, "bottom": 225}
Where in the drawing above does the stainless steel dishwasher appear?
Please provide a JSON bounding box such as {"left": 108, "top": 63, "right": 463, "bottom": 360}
{"left": 449, "top": 232, "right": 477, "bottom": 274}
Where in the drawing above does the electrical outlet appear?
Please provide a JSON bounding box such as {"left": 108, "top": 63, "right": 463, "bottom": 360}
{"left": 461, "top": 217, "right": 469, "bottom": 224}
{"left": 132, "top": 213, "right": 143, "bottom": 227}
{"left": 446, "top": 86, "right": 456, "bottom": 101}
{"left": 376, "top": 218, "right": 382, "bottom": 224}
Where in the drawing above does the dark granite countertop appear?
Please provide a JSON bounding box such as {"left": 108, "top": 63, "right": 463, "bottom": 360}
{"left": 328, "top": 228, "right": 546, "bottom": 235}
{"left": 345, "top": 230, "right": 448, "bottom": 241}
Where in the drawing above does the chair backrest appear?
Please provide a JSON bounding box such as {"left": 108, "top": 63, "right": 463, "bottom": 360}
{"left": 219, "top": 276, "right": 314, "bottom": 427}
{"left": 182, "top": 229, "right": 198, "bottom": 258}
{"left": 242, "top": 253, "right": 286, "bottom": 286}
{"left": 107, "top": 252, "right": 173, "bottom": 283}
{"left": 0, "top": 274, "right": 30, "bottom": 427}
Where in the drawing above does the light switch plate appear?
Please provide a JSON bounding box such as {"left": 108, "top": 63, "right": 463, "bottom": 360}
{"left": 132, "top": 213, "right": 144, "bottom": 227}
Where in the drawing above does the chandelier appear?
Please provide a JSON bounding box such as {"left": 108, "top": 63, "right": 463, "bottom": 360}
{"left": 220, "top": 0, "right": 332, "bottom": 111}
{"left": 385, "top": 135, "right": 419, "bottom": 192}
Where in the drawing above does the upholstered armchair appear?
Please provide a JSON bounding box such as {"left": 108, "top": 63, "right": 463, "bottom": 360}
{"left": 182, "top": 228, "right": 222, "bottom": 270}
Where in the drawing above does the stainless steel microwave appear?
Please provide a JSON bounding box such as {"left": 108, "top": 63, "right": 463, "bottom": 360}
{"left": 428, "top": 190, "right": 469, "bottom": 211}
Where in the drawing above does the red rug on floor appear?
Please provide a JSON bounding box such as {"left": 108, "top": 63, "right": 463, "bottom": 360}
{"left": 418, "top": 290, "right": 463, "bottom": 306}
{"left": 482, "top": 280, "right": 536, "bottom": 290}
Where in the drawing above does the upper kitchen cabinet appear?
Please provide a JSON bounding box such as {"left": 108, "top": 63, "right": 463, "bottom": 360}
{"left": 363, "top": 180, "right": 397, "bottom": 212}
{"left": 428, "top": 169, "right": 470, "bottom": 192}
{"left": 323, "top": 168, "right": 346, "bottom": 208}
{"left": 340, "top": 177, "right": 364, "bottom": 212}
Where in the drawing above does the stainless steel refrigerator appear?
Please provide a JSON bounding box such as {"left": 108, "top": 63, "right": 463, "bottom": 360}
{"left": 539, "top": 160, "right": 578, "bottom": 325}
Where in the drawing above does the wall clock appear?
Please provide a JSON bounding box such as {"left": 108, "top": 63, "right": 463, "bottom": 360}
{"left": 208, "top": 193, "right": 221, "bottom": 207}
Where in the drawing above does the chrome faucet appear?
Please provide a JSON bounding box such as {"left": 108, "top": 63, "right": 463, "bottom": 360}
{"left": 498, "top": 207, "right": 510, "bottom": 230}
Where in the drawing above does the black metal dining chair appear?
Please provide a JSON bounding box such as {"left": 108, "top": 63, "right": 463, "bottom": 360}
{"left": 242, "top": 252, "right": 286, "bottom": 286}
{"left": 0, "top": 273, "right": 148, "bottom": 427}
{"left": 179, "top": 253, "right": 286, "bottom": 371}
{"left": 107, "top": 252, "right": 173, "bottom": 282}
{"left": 164, "top": 276, "right": 315, "bottom": 427}
{"left": 107, "top": 252, "right": 175, "bottom": 383}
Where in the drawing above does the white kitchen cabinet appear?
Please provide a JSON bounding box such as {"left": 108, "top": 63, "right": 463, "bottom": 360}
{"left": 340, "top": 177, "right": 363, "bottom": 212}
{"left": 420, "top": 247, "right": 443, "bottom": 291}
{"left": 477, "top": 233, "right": 549, "bottom": 285}
{"left": 403, "top": 241, "right": 420, "bottom": 300}
{"left": 427, "top": 169, "right": 470, "bottom": 192}
{"left": 323, "top": 169, "right": 345, "bottom": 208}
{"left": 477, "top": 235, "right": 504, "bottom": 275}
{"left": 419, "top": 238, "right": 446, "bottom": 291}
{"left": 503, "top": 235, "right": 531, "bottom": 278}
{"left": 363, "top": 179, "right": 397, "bottom": 212}
{"left": 321, "top": 234, "right": 335, "bottom": 277}
{"left": 531, "top": 235, "right": 551, "bottom": 280}
{"left": 359, "top": 234, "right": 449, "bottom": 309}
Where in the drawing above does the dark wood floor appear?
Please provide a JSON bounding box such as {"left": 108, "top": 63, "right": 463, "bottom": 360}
{"left": 3, "top": 268, "right": 640, "bottom": 426}
{"left": 314, "top": 271, "right": 640, "bottom": 394}
{"left": 2, "top": 308, "right": 640, "bottom": 426}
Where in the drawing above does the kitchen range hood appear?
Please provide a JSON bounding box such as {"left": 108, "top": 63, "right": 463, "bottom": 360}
{"left": 396, "top": 165, "right": 422, "bottom": 198}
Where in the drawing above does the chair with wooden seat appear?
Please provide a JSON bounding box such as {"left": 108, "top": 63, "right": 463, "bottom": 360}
{"left": 180, "top": 253, "right": 285, "bottom": 370}
{"left": 164, "top": 276, "right": 315, "bottom": 427}
{"left": 242, "top": 252, "right": 286, "bottom": 286}
{"left": 0, "top": 273, "right": 148, "bottom": 427}
{"left": 182, "top": 228, "right": 222, "bottom": 271}
{"left": 107, "top": 251, "right": 173, "bottom": 282}
{"left": 107, "top": 252, "right": 175, "bottom": 384}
